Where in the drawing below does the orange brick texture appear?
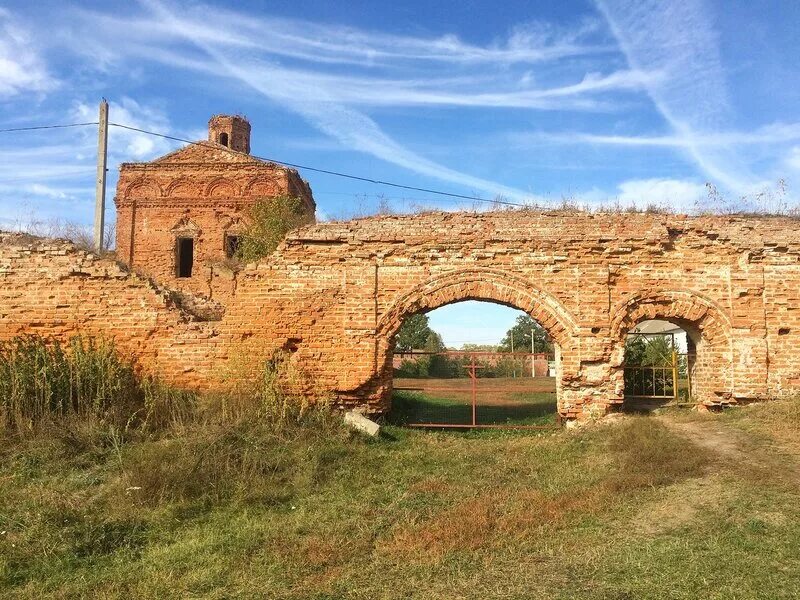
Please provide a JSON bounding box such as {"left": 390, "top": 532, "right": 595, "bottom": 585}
{"left": 3, "top": 211, "right": 800, "bottom": 421}
{"left": 114, "top": 115, "right": 314, "bottom": 303}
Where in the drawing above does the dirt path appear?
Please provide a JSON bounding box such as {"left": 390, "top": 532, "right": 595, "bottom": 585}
{"left": 658, "top": 414, "right": 800, "bottom": 486}
{"left": 631, "top": 415, "right": 800, "bottom": 535}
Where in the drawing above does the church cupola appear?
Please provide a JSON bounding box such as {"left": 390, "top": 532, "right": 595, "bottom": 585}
{"left": 208, "top": 114, "right": 251, "bottom": 154}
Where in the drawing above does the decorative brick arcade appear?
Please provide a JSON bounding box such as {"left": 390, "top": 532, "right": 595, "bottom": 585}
{"left": 2, "top": 210, "right": 800, "bottom": 420}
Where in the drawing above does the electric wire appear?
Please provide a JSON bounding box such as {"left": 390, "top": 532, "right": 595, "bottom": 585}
{"left": 0, "top": 119, "right": 532, "bottom": 208}
{"left": 106, "top": 122, "right": 529, "bottom": 208}
{"left": 0, "top": 122, "right": 99, "bottom": 133}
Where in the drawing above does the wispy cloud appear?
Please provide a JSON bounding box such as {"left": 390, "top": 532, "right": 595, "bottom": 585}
{"left": 593, "top": 0, "right": 759, "bottom": 191}
{"left": 0, "top": 8, "right": 58, "bottom": 97}
{"left": 50, "top": 0, "right": 656, "bottom": 202}
{"left": 0, "top": 97, "right": 183, "bottom": 225}
{"left": 72, "top": 97, "right": 178, "bottom": 161}
{"left": 71, "top": 6, "right": 612, "bottom": 68}
{"left": 518, "top": 122, "right": 800, "bottom": 148}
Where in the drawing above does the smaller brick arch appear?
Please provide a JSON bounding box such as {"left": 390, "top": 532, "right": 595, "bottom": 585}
{"left": 377, "top": 268, "right": 578, "bottom": 348}
{"left": 205, "top": 178, "right": 240, "bottom": 198}
{"left": 123, "top": 178, "right": 162, "bottom": 199}
{"left": 244, "top": 176, "right": 281, "bottom": 197}
{"left": 609, "top": 289, "right": 734, "bottom": 403}
{"left": 165, "top": 178, "right": 197, "bottom": 197}
{"left": 610, "top": 289, "right": 732, "bottom": 349}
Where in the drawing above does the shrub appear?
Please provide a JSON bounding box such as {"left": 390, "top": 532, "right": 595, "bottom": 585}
{"left": 237, "top": 195, "right": 314, "bottom": 262}
{"left": 0, "top": 336, "right": 139, "bottom": 434}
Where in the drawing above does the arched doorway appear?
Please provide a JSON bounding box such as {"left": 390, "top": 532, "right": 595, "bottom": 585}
{"left": 622, "top": 319, "right": 694, "bottom": 409}
{"left": 390, "top": 300, "right": 558, "bottom": 428}
{"left": 611, "top": 291, "right": 734, "bottom": 408}
{"left": 375, "top": 269, "right": 579, "bottom": 425}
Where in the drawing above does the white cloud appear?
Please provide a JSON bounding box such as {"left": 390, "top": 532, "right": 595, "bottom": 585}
{"left": 614, "top": 178, "right": 706, "bottom": 209}
{"left": 71, "top": 97, "right": 177, "bottom": 161}
{"left": 785, "top": 147, "right": 800, "bottom": 172}
{"left": 519, "top": 122, "right": 800, "bottom": 148}
{"left": 594, "top": 0, "right": 757, "bottom": 191}
{"left": 62, "top": 0, "right": 655, "bottom": 202}
{"left": 0, "top": 9, "right": 57, "bottom": 97}
{"left": 71, "top": 5, "right": 611, "bottom": 68}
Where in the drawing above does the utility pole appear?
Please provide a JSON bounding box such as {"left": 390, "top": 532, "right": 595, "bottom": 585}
{"left": 94, "top": 99, "right": 109, "bottom": 253}
{"left": 531, "top": 327, "right": 536, "bottom": 378}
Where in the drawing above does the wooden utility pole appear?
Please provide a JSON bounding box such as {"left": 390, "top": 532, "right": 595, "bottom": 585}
{"left": 94, "top": 99, "right": 109, "bottom": 253}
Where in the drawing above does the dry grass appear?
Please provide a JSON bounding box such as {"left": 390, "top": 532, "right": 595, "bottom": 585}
{"left": 2, "top": 343, "right": 800, "bottom": 598}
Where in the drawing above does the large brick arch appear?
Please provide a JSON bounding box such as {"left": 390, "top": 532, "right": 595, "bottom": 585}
{"left": 376, "top": 268, "right": 578, "bottom": 348}
{"left": 609, "top": 290, "right": 734, "bottom": 404}
{"left": 367, "top": 268, "right": 583, "bottom": 416}
{"left": 8, "top": 211, "right": 800, "bottom": 420}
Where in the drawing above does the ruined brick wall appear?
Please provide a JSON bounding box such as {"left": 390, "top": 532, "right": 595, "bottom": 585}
{"left": 4, "top": 211, "right": 800, "bottom": 420}
{"left": 222, "top": 212, "right": 800, "bottom": 418}
{"left": 0, "top": 233, "right": 228, "bottom": 389}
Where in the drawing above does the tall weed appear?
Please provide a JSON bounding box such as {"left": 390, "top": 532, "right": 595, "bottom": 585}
{"left": 0, "top": 336, "right": 138, "bottom": 434}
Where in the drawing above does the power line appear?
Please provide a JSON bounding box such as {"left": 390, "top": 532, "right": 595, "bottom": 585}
{"left": 0, "top": 119, "right": 532, "bottom": 208}
{"left": 0, "top": 122, "right": 98, "bottom": 133}
{"left": 107, "top": 122, "right": 529, "bottom": 208}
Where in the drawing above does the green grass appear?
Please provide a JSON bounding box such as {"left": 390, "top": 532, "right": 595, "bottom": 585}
{"left": 2, "top": 399, "right": 800, "bottom": 599}
{"left": 390, "top": 389, "right": 557, "bottom": 426}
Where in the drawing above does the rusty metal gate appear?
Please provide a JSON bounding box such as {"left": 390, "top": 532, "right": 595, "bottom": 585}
{"left": 623, "top": 332, "right": 694, "bottom": 406}
{"left": 391, "top": 350, "right": 559, "bottom": 429}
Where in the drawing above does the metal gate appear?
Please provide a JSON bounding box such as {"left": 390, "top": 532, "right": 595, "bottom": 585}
{"left": 623, "top": 332, "right": 693, "bottom": 406}
{"left": 391, "top": 350, "right": 559, "bottom": 429}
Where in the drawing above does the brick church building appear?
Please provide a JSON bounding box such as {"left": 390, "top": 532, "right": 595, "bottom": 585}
{"left": 114, "top": 114, "right": 315, "bottom": 299}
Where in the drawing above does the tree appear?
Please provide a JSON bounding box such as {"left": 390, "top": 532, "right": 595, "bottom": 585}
{"left": 237, "top": 195, "right": 314, "bottom": 262}
{"left": 395, "top": 313, "right": 436, "bottom": 351}
{"left": 498, "top": 315, "right": 553, "bottom": 354}
{"left": 460, "top": 343, "right": 498, "bottom": 352}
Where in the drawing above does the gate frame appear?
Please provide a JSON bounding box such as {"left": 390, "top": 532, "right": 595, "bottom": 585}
{"left": 393, "top": 350, "right": 560, "bottom": 430}
{"left": 622, "top": 332, "right": 694, "bottom": 406}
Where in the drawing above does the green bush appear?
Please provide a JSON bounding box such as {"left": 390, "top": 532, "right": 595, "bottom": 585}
{"left": 237, "top": 195, "right": 314, "bottom": 262}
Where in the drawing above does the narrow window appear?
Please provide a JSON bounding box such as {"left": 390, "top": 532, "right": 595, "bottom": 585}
{"left": 224, "top": 234, "right": 240, "bottom": 259}
{"left": 177, "top": 237, "right": 194, "bottom": 278}
{"left": 219, "top": 132, "right": 229, "bottom": 147}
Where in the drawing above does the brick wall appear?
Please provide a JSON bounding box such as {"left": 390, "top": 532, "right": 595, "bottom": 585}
{"left": 115, "top": 147, "right": 314, "bottom": 303}
{"left": 3, "top": 211, "right": 800, "bottom": 420}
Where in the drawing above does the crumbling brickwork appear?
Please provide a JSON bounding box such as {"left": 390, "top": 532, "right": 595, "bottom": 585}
{"left": 3, "top": 211, "right": 800, "bottom": 420}
{"left": 114, "top": 115, "right": 315, "bottom": 302}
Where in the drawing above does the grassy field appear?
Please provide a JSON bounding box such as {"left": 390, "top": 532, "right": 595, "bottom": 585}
{"left": 392, "top": 376, "right": 558, "bottom": 426}
{"left": 2, "top": 398, "right": 800, "bottom": 598}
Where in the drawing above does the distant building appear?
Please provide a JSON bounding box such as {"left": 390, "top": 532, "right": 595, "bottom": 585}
{"left": 114, "top": 115, "right": 315, "bottom": 299}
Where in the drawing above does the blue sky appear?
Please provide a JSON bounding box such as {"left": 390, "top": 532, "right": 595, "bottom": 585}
{"left": 1, "top": 0, "right": 799, "bottom": 345}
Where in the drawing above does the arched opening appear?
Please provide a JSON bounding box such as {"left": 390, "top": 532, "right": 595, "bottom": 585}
{"left": 612, "top": 291, "right": 733, "bottom": 409}
{"left": 218, "top": 132, "right": 229, "bottom": 147}
{"left": 388, "top": 300, "right": 559, "bottom": 428}
{"left": 622, "top": 319, "right": 695, "bottom": 410}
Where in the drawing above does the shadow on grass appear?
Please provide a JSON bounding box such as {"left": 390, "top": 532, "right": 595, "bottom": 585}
{"left": 389, "top": 390, "right": 557, "bottom": 427}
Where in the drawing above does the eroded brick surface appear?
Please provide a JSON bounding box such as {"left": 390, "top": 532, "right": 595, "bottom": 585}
{"left": 3, "top": 211, "right": 799, "bottom": 420}
{"left": 114, "top": 114, "right": 315, "bottom": 303}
